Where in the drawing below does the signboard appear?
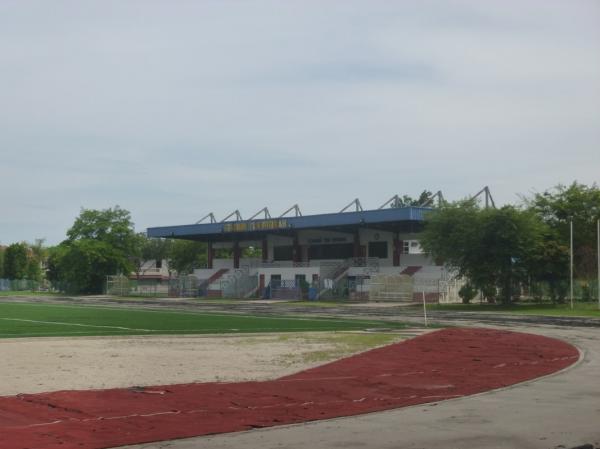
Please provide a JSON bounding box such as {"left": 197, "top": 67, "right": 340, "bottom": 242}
{"left": 223, "top": 219, "right": 289, "bottom": 233}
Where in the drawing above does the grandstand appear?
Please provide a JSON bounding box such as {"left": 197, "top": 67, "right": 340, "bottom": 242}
{"left": 147, "top": 192, "right": 478, "bottom": 302}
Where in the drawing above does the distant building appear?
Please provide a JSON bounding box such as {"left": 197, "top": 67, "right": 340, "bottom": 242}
{"left": 147, "top": 194, "right": 461, "bottom": 302}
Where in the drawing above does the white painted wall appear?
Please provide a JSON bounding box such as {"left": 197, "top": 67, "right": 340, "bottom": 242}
{"left": 258, "top": 267, "right": 320, "bottom": 282}
{"left": 297, "top": 229, "right": 353, "bottom": 245}
{"left": 213, "top": 258, "right": 234, "bottom": 269}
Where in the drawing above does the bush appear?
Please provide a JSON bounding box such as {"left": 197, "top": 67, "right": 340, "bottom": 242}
{"left": 458, "top": 283, "right": 477, "bottom": 304}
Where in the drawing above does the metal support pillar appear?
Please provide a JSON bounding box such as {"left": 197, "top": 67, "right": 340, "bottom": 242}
{"left": 262, "top": 237, "right": 269, "bottom": 262}
{"left": 207, "top": 242, "right": 214, "bottom": 269}
{"left": 234, "top": 242, "right": 240, "bottom": 269}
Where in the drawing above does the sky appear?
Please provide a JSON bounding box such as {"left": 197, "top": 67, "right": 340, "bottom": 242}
{"left": 1, "top": 0, "right": 599, "bottom": 245}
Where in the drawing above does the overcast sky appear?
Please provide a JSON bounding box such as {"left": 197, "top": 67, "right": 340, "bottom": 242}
{"left": 1, "top": 0, "right": 599, "bottom": 245}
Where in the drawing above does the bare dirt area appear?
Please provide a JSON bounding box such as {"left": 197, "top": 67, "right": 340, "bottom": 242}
{"left": 0, "top": 332, "right": 410, "bottom": 396}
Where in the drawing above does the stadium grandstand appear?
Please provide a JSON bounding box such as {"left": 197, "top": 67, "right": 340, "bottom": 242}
{"left": 147, "top": 188, "right": 494, "bottom": 302}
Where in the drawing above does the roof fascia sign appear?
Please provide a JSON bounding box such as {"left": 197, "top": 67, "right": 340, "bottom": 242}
{"left": 223, "top": 219, "right": 290, "bottom": 233}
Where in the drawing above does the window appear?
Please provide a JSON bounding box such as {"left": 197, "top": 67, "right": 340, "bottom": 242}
{"left": 402, "top": 241, "right": 410, "bottom": 254}
{"left": 308, "top": 243, "right": 354, "bottom": 260}
{"left": 273, "top": 246, "right": 293, "bottom": 261}
{"left": 270, "top": 274, "right": 281, "bottom": 288}
{"left": 295, "top": 274, "right": 307, "bottom": 288}
{"left": 155, "top": 259, "right": 162, "bottom": 269}
{"left": 368, "top": 241, "right": 388, "bottom": 259}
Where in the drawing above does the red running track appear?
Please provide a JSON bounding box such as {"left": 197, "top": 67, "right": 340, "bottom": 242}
{"left": 0, "top": 328, "right": 579, "bottom": 449}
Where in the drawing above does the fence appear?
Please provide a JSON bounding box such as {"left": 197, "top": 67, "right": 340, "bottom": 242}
{"left": 524, "top": 279, "right": 599, "bottom": 303}
{"left": 105, "top": 275, "right": 170, "bottom": 297}
{"left": 220, "top": 271, "right": 258, "bottom": 298}
{"left": 0, "top": 278, "right": 51, "bottom": 292}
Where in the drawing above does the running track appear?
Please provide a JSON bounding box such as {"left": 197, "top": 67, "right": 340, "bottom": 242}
{"left": 0, "top": 328, "right": 579, "bottom": 449}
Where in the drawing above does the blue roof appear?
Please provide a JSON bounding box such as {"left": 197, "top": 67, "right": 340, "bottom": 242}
{"left": 147, "top": 206, "right": 431, "bottom": 240}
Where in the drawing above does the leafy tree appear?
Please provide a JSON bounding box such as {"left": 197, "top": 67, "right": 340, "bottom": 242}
{"left": 421, "top": 202, "right": 545, "bottom": 304}
{"left": 390, "top": 190, "right": 434, "bottom": 208}
{"left": 67, "top": 206, "right": 137, "bottom": 255}
{"left": 4, "top": 243, "right": 29, "bottom": 280}
{"left": 58, "top": 239, "right": 125, "bottom": 294}
{"left": 141, "top": 236, "right": 173, "bottom": 264}
{"left": 46, "top": 245, "right": 67, "bottom": 286}
{"left": 25, "top": 239, "right": 46, "bottom": 282}
{"left": 525, "top": 182, "right": 600, "bottom": 279}
{"left": 130, "top": 233, "right": 173, "bottom": 278}
{"left": 168, "top": 240, "right": 207, "bottom": 275}
{"left": 458, "top": 283, "right": 477, "bottom": 304}
{"left": 527, "top": 228, "right": 569, "bottom": 303}
{"left": 53, "top": 206, "right": 137, "bottom": 293}
{"left": 0, "top": 247, "right": 5, "bottom": 278}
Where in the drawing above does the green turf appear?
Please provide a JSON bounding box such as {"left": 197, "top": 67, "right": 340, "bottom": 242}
{"left": 0, "top": 301, "right": 408, "bottom": 338}
{"left": 424, "top": 302, "right": 600, "bottom": 317}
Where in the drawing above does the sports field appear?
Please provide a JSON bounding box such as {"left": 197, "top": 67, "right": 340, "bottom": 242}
{"left": 0, "top": 301, "right": 407, "bottom": 338}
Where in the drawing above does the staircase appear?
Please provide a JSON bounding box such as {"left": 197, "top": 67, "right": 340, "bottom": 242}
{"left": 202, "top": 269, "right": 229, "bottom": 297}
{"left": 401, "top": 266, "right": 422, "bottom": 276}
{"left": 220, "top": 267, "right": 258, "bottom": 299}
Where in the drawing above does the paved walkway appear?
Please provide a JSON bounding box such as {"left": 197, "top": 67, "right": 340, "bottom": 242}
{"left": 117, "top": 325, "right": 600, "bottom": 449}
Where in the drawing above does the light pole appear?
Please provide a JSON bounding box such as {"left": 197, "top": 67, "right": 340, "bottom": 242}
{"left": 570, "top": 219, "right": 574, "bottom": 310}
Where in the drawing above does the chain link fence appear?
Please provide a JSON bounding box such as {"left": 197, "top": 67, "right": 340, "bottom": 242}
{"left": 105, "top": 275, "right": 170, "bottom": 297}
{"left": 0, "top": 278, "right": 52, "bottom": 292}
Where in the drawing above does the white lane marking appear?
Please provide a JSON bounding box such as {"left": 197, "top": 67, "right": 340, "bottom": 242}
{"left": 0, "top": 318, "right": 152, "bottom": 332}
{"left": 0, "top": 301, "right": 401, "bottom": 328}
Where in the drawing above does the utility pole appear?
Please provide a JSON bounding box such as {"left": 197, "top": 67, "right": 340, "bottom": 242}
{"left": 597, "top": 218, "right": 599, "bottom": 310}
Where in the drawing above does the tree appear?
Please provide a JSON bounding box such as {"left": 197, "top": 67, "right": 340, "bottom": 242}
{"left": 390, "top": 190, "right": 434, "bottom": 208}
{"left": 26, "top": 239, "right": 46, "bottom": 282}
{"left": 525, "top": 182, "right": 600, "bottom": 279}
{"left": 141, "top": 236, "right": 173, "bottom": 264}
{"left": 168, "top": 240, "right": 206, "bottom": 275}
{"left": 420, "top": 202, "right": 546, "bottom": 304}
{"left": 57, "top": 239, "right": 124, "bottom": 294}
{"left": 130, "top": 233, "right": 173, "bottom": 278}
{"left": 67, "top": 206, "right": 137, "bottom": 255}
{"left": 527, "top": 229, "right": 569, "bottom": 303}
{"left": 4, "top": 243, "right": 28, "bottom": 280}
{"left": 0, "top": 247, "right": 5, "bottom": 278}
{"left": 53, "top": 206, "right": 137, "bottom": 293}
{"left": 46, "top": 245, "right": 67, "bottom": 286}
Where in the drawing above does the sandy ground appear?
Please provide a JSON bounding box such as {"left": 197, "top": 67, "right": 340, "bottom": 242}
{"left": 0, "top": 332, "right": 413, "bottom": 396}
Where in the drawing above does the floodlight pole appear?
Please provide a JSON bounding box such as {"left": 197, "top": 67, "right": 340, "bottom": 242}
{"left": 570, "top": 220, "right": 574, "bottom": 310}
{"left": 422, "top": 291, "right": 428, "bottom": 327}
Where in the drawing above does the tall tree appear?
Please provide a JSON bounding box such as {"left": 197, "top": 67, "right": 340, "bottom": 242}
{"left": 53, "top": 206, "right": 137, "bottom": 293}
{"left": 168, "top": 240, "right": 206, "bottom": 275}
{"left": 525, "top": 182, "right": 600, "bottom": 279}
{"left": 0, "top": 247, "right": 5, "bottom": 278}
{"left": 420, "top": 202, "right": 545, "bottom": 304}
{"left": 26, "top": 239, "right": 46, "bottom": 282}
{"left": 4, "top": 243, "right": 29, "bottom": 280}
{"left": 130, "top": 233, "right": 174, "bottom": 278}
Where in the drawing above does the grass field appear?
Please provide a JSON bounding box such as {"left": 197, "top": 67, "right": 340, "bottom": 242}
{"left": 426, "top": 302, "right": 600, "bottom": 317}
{"left": 0, "top": 301, "right": 408, "bottom": 338}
